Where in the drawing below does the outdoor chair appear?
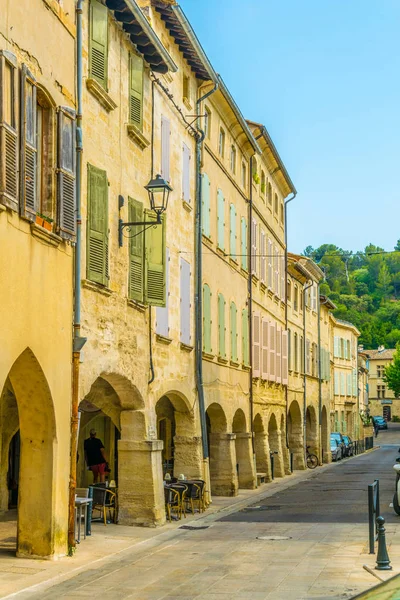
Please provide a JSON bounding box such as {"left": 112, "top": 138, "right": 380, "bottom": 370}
{"left": 184, "top": 481, "right": 203, "bottom": 515}
{"left": 188, "top": 479, "right": 206, "bottom": 512}
{"left": 170, "top": 484, "right": 188, "bottom": 518}
{"left": 91, "top": 486, "right": 116, "bottom": 525}
{"left": 164, "top": 485, "right": 181, "bottom": 522}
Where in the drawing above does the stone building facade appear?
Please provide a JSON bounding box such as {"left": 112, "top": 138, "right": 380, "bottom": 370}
{"left": 364, "top": 348, "right": 396, "bottom": 420}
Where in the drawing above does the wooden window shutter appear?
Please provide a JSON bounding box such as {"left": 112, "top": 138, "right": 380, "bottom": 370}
{"left": 282, "top": 330, "right": 288, "bottom": 385}
{"left": 242, "top": 308, "right": 249, "bottom": 366}
{"left": 20, "top": 64, "right": 37, "bottom": 221}
{"left": 182, "top": 143, "right": 191, "bottom": 202}
{"left": 89, "top": 0, "right": 108, "bottom": 89}
{"left": 261, "top": 318, "right": 269, "bottom": 380}
{"left": 347, "top": 372, "right": 351, "bottom": 396}
{"left": 252, "top": 312, "right": 261, "bottom": 378}
{"left": 87, "top": 164, "right": 108, "bottom": 285}
{"left": 0, "top": 50, "right": 18, "bottom": 211}
{"left": 144, "top": 209, "right": 166, "bottom": 306}
{"left": 156, "top": 248, "right": 170, "bottom": 337}
{"left": 269, "top": 321, "right": 276, "bottom": 382}
{"left": 203, "top": 284, "right": 212, "bottom": 353}
{"left": 129, "top": 52, "right": 143, "bottom": 130}
{"left": 276, "top": 326, "right": 282, "bottom": 383}
{"left": 352, "top": 368, "right": 357, "bottom": 396}
{"left": 267, "top": 238, "right": 273, "bottom": 289}
{"left": 274, "top": 245, "right": 279, "bottom": 294}
{"left": 229, "top": 203, "right": 236, "bottom": 259}
{"left": 306, "top": 339, "right": 310, "bottom": 375}
{"left": 334, "top": 336, "right": 339, "bottom": 358}
{"left": 128, "top": 197, "right": 144, "bottom": 302}
{"left": 327, "top": 351, "right": 331, "bottom": 381}
{"left": 201, "top": 173, "right": 211, "bottom": 238}
{"left": 217, "top": 189, "right": 225, "bottom": 250}
{"left": 180, "top": 258, "right": 191, "bottom": 345}
{"left": 251, "top": 218, "right": 257, "bottom": 275}
{"left": 161, "top": 116, "right": 170, "bottom": 181}
{"left": 334, "top": 371, "right": 339, "bottom": 394}
{"left": 230, "top": 302, "right": 238, "bottom": 362}
{"left": 320, "top": 348, "right": 325, "bottom": 380}
{"left": 340, "top": 372, "right": 345, "bottom": 395}
{"left": 260, "top": 230, "right": 266, "bottom": 283}
{"left": 281, "top": 255, "right": 285, "bottom": 301}
{"left": 287, "top": 329, "right": 292, "bottom": 372}
{"left": 57, "top": 107, "right": 76, "bottom": 240}
{"left": 218, "top": 293, "right": 226, "bottom": 358}
{"left": 241, "top": 217, "right": 247, "bottom": 271}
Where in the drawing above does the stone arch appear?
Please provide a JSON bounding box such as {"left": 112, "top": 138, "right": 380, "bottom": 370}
{"left": 207, "top": 403, "right": 237, "bottom": 496}
{"left": 280, "top": 413, "right": 290, "bottom": 474}
{"left": 253, "top": 413, "right": 271, "bottom": 482}
{"left": 232, "top": 409, "right": 255, "bottom": 490}
{"left": 306, "top": 405, "right": 318, "bottom": 459}
{"left": 0, "top": 348, "right": 57, "bottom": 557}
{"left": 288, "top": 400, "right": 305, "bottom": 470}
{"left": 268, "top": 413, "right": 284, "bottom": 478}
{"left": 206, "top": 402, "right": 228, "bottom": 433}
{"left": 321, "top": 405, "right": 330, "bottom": 463}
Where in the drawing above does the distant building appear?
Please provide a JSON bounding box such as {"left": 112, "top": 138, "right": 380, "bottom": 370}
{"left": 364, "top": 347, "right": 396, "bottom": 420}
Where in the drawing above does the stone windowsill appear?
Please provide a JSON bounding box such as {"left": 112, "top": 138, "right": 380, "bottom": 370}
{"left": 180, "top": 342, "right": 194, "bottom": 352}
{"left": 156, "top": 333, "right": 172, "bottom": 345}
{"left": 82, "top": 279, "right": 113, "bottom": 296}
{"left": 216, "top": 247, "right": 226, "bottom": 258}
{"left": 240, "top": 267, "right": 248, "bottom": 277}
{"left": 202, "top": 234, "right": 213, "bottom": 248}
{"left": 260, "top": 282, "right": 267, "bottom": 292}
{"left": 202, "top": 351, "right": 214, "bottom": 361}
{"left": 30, "top": 223, "right": 63, "bottom": 248}
{"left": 252, "top": 274, "right": 259, "bottom": 284}
{"left": 182, "top": 200, "right": 192, "bottom": 212}
{"left": 127, "top": 298, "right": 147, "bottom": 313}
{"left": 217, "top": 356, "right": 229, "bottom": 364}
{"left": 242, "top": 364, "right": 250, "bottom": 371}
{"left": 183, "top": 97, "right": 193, "bottom": 111}
{"left": 0, "top": 204, "right": 7, "bottom": 213}
{"left": 230, "top": 359, "right": 240, "bottom": 368}
{"left": 127, "top": 124, "right": 150, "bottom": 150}
{"left": 229, "top": 257, "right": 239, "bottom": 268}
{"left": 86, "top": 78, "right": 117, "bottom": 112}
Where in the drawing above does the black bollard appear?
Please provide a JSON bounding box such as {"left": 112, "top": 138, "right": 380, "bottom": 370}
{"left": 375, "top": 516, "right": 392, "bottom": 571}
{"left": 270, "top": 454, "right": 274, "bottom": 480}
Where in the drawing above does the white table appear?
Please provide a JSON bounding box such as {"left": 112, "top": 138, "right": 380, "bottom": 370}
{"left": 75, "top": 498, "right": 93, "bottom": 543}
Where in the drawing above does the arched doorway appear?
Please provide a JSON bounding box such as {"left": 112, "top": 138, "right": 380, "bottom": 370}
{"left": 156, "top": 396, "right": 175, "bottom": 476}
{"left": 0, "top": 348, "right": 57, "bottom": 557}
{"left": 206, "top": 403, "right": 237, "bottom": 496}
{"left": 232, "top": 409, "right": 256, "bottom": 489}
{"left": 321, "top": 406, "right": 329, "bottom": 463}
{"left": 268, "top": 413, "right": 284, "bottom": 478}
{"left": 288, "top": 400, "right": 305, "bottom": 470}
{"left": 253, "top": 413, "right": 271, "bottom": 482}
{"left": 306, "top": 405, "right": 318, "bottom": 460}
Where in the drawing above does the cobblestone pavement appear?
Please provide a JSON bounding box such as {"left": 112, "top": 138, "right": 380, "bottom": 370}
{"left": 5, "top": 426, "right": 400, "bottom": 600}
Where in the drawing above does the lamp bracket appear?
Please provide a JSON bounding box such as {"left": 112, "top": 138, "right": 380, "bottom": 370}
{"left": 118, "top": 214, "right": 161, "bottom": 247}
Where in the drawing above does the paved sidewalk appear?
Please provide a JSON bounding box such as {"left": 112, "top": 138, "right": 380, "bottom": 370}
{"left": 0, "top": 447, "right": 395, "bottom": 600}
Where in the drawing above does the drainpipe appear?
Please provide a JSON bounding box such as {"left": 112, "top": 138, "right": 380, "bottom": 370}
{"left": 195, "top": 82, "right": 218, "bottom": 462}
{"left": 69, "top": 0, "right": 87, "bottom": 555}
{"left": 248, "top": 155, "right": 255, "bottom": 457}
{"left": 302, "top": 280, "right": 313, "bottom": 465}
{"left": 284, "top": 192, "right": 296, "bottom": 449}
{"left": 148, "top": 80, "right": 156, "bottom": 385}
{"left": 317, "top": 282, "right": 322, "bottom": 464}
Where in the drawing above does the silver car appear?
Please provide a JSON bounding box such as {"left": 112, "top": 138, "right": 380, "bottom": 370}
{"left": 330, "top": 437, "right": 341, "bottom": 461}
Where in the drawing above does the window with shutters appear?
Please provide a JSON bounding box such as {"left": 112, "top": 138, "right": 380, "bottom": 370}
{"left": 260, "top": 229, "right": 266, "bottom": 284}
{"left": 180, "top": 258, "right": 191, "bottom": 345}
{"left": 268, "top": 182, "right": 272, "bottom": 206}
{"left": 274, "top": 193, "right": 278, "bottom": 215}
{"left": 204, "top": 106, "right": 211, "bottom": 139}
{"left": 287, "top": 279, "right": 292, "bottom": 303}
{"left": 241, "top": 217, "right": 248, "bottom": 271}
{"left": 294, "top": 332, "right": 298, "bottom": 372}
{"left": 253, "top": 312, "right": 261, "bottom": 378}
{"left": 129, "top": 53, "right": 143, "bottom": 131}
{"left": 0, "top": 50, "right": 18, "bottom": 211}
{"left": 156, "top": 248, "right": 170, "bottom": 337}
{"left": 33, "top": 89, "right": 55, "bottom": 224}
{"left": 89, "top": 0, "right": 108, "bottom": 90}
{"left": 161, "top": 116, "right": 171, "bottom": 182}
{"left": 218, "top": 293, "right": 226, "bottom": 359}
{"left": 334, "top": 336, "right": 339, "bottom": 358}
{"left": 282, "top": 330, "right": 288, "bottom": 384}
{"left": 229, "top": 203, "right": 237, "bottom": 260}
{"left": 300, "top": 335, "right": 304, "bottom": 373}
{"left": 267, "top": 238, "right": 273, "bottom": 289}
{"left": 201, "top": 173, "right": 211, "bottom": 238}
{"left": 300, "top": 289, "right": 303, "bottom": 311}
{"left": 241, "top": 162, "right": 246, "bottom": 189}
{"left": 128, "top": 197, "right": 144, "bottom": 302}
{"left": 347, "top": 372, "right": 352, "bottom": 396}
{"left": 334, "top": 371, "right": 339, "bottom": 395}
{"left": 347, "top": 339, "right": 351, "bottom": 361}
{"left": 87, "top": 164, "right": 109, "bottom": 286}
{"left": 261, "top": 318, "right": 269, "bottom": 380}
{"left": 274, "top": 245, "right": 279, "bottom": 294}
{"left": 280, "top": 202, "right": 284, "bottom": 225}
{"left": 251, "top": 218, "right": 257, "bottom": 276}
{"left": 269, "top": 321, "right": 276, "bottom": 382}
{"left": 182, "top": 143, "right": 191, "bottom": 203}
{"left": 287, "top": 329, "right": 292, "bottom": 371}
{"left": 203, "top": 284, "right": 212, "bottom": 354}
{"left": 242, "top": 309, "right": 249, "bottom": 367}
{"left": 261, "top": 170, "right": 266, "bottom": 196}
{"left": 182, "top": 74, "right": 190, "bottom": 104}
{"left": 277, "top": 325, "right": 282, "bottom": 383}
{"left": 218, "top": 128, "right": 225, "bottom": 158}
{"left": 144, "top": 210, "right": 166, "bottom": 306}
{"left": 294, "top": 285, "right": 298, "bottom": 311}
{"left": 217, "top": 189, "right": 225, "bottom": 250}
{"left": 230, "top": 145, "right": 236, "bottom": 174}
{"left": 57, "top": 106, "right": 76, "bottom": 240}
{"left": 230, "top": 302, "right": 238, "bottom": 363}
{"left": 306, "top": 339, "right": 311, "bottom": 375}
{"left": 340, "top": 372, "right": 345, "bottom": 395}
{"left": 20, "top": 64, "right": 37, "bottom": 221}
{"left": 280, "top": 255, "right": 285, "bottom": 300}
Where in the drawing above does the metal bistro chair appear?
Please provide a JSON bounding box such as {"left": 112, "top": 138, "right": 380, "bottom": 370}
{"left": 189, "top": 479, "right": 207, "bottom": 512}
{"left": 91, "top": 485, "right": 117, "bottom": 525}
{"left": 164, "top": 485, "right": 181, "bottom": 522}
{"left": 184, "top": 481, "right": 203, "bottom": 515}
{"left": 172, "top": 483, "right": 188, "bottom": 518}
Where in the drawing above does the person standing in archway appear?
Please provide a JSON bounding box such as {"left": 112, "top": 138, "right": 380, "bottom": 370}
{"left": 84, "top": 429, "right": 108, "bottom": 484}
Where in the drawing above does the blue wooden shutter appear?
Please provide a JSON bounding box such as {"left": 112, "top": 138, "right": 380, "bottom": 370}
{"left": 218, "top": 293, "right": 226, "bottom": 358}
{"left": 217, "top": 189, "right": 225, "bottom": 250}
{"left": 180, "top": 258, "right": 191, "bottom": 345}
{"left": 89, "top": 0, "right": 108, "bottom": 89}
{"left": 156, "top": 248, "right": 170, "bottom": 337}
{"left": 203, "top": 284, "right": 212, "bottom": 353}
{"left": 144, "top": 210, "right": 166, "bottom": 306}
{"left": 182, "top": 143, "right": 191, "bottom": 203}
{"left": 229, "top": 203, "right": 236, "bottom": 259}
{"left": 201, "top": 173, "right": 211, "bottom": 238}
{"left": 87, "top": 164, "right": 108, "bottom": 285}
{"left": 230, "top": 302, "right": 237, "bottom": 362}
{"left": 334, "top": 371, "right": 339, "bottom": 394}
{"left": 20, "top": 64, "right": 37, "bottom": 221}
{"left": 128, "top": 197, "right": 144, "bottom": 302}
{"left": 57, "top": 107, "right": 76, "bottom": 240}
{"left": 161, "top": 116, "right": 170, "bottom": 181}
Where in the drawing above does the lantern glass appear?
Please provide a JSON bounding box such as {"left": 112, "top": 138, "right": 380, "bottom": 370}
{"left": 145, "top": 174, "right": 172, "bottom": 216}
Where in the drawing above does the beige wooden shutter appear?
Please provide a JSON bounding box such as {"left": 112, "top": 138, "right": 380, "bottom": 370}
{"left": 267, "top": 238, "right": 273, "bottom": 289}
{"left": 20, "top": 64, "right": 37, "bottom": 221}
{"left": 251, "top": 218, "right": 257, "bottom": 276}
{"left": 252, "top": 312, "right": 260, "bottom": 378}
{"left": 261, "top": 318, "right": 269, "bottom": 380}
{"left": 281, "top": 255, "right": 285, "bottom": 301}
{"left": 282, "top": 330, "right": 288, "bottom": 385}
{"left": 274, "top": 245, "right": 279, "bottom": 294}
{"left": 306, "top": 339, "right": 311, "bottom": 375}
{"left": 260, "top": 229, "right": 266, "bottom": 283}
{"left": 276, "top": 325, "right": 282, "bottom": 383}
{"left": 269, "top": 321, "right": 276, "bottom": 382}
{"left": 0, "top": 50, "right": 18, "bottom": 211}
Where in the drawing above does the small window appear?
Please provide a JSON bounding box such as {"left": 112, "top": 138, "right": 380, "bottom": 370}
{"left": 219, "top": 128, "right": 225, "bottom": 158}
{"left": 204, "top": 106, "right": 211, "bottom": 139}
{"left": 252, "top": 160, "right": 259, "bottom": 184}
{"left": 241, "top": 162, "right": 246, "bottom": 189}
{"left": 280, "top": 202, "right": 284, "bottom": 224}
{"left": 287, "top": 279, "right": 292, "bottom": 303}
{"left": 274, "top": 193, "right": 278, "bottom": 214}
{"left": 294, "top": 285, "right": 298, "bottom": 311}
{"left": 261, "top": 170, "right": 266, "bottom": 195}
{"left": 183, "top": 74, "right": 190, "bottom": 103}
{"left": 230, "top": 145, "right": 236, "bottom": 174}
{"left": 36, "top": 88, "right": 56, "bottom": 221}
{"left": 294, "top": 332, "right": 298, "bottom": 372}
{"left": 377, "top": 365, "right": 385, "bottom": 378}
{"left": 268, "top": 182, "right": 272, "bottom": 205}
{"left": 300, "top": 289, "right": 303, "bottom": 311}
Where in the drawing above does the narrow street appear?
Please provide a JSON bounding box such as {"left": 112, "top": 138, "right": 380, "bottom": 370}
{"left": 12, "top": 426, "right": 400, "bottom": 600}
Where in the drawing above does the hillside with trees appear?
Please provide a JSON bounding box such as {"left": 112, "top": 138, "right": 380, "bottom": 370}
{"left": 302, "top": 240, "right": 400, "bottom": 349}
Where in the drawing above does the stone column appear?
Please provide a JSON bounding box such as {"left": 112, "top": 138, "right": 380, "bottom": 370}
{"left": 254, "top": 431, "right": 272, "bottom": 482}
{"left": 173, "top": 435, "right": 203, "bottom": 480}
{"left": 209, "top": 433, "right": 238, "bottom": 496}
{"left": 117, "top": 439, "right": 165, "bottom": 527}
{"left": 273, "top": 430, "right": 285, "bottom": 478}
{"left": 235, "top": 432, "right": 256, "bottom": 489}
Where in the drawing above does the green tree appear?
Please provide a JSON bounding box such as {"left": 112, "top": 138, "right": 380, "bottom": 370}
{"left": 384, "top": 344, "right": 400, "bottom": 398}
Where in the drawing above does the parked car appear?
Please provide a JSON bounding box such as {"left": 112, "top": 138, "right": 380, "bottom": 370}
{"left": 330, "top": 432, "right": 345, "bottom": 459}
{"left": 372, "top": 416, "right": 388, "bottom": 430}
{"left": 342, "top": 435, "right": 354, "bottom": 457}
{"left": 330, "top": 437, "right": 341, "bottom": 462}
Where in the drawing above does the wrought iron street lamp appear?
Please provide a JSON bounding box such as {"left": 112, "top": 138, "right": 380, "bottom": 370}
{"left": 118, "top": 174, "right": 172, "bottom": 247}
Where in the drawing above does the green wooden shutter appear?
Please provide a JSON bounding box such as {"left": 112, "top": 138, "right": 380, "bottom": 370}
{"left": 203, "top": 284, "right": 212, "bottom": 353}
{"left": 201, "top": 173, "right": 210, "bottom": 238}
{"left": 230, "top": 203, "right": 236, "bottom": 259}
{"left": 87, "top": 164, "right": 108, "bottom": 285}
{"left": 217, "top": 189, "right": 225, "bottom": 250}
{"left": 144, "top": 210, "right": 166, "bottom": 306}
{"left": 218, "top": 293, "right": 226, "bottom": 358}
{"left": 128, "top": 197, "right": 144, "bottom": 302}
{"left": 242, "top": 308, "right": 249, "bottom": 366}
{"left": 241, "top": 217, "right": 247, "bottom": 271}
{"left": 20, "top": 64, "right": 37, "bottom": 221}
{"left": 230, "top": 302, "right": 237, "bottom": 362}
{"left": 129, "top": 53, "right": 143, "bottom": 130}
{"left": 89, "top": 0, "right": 108, "bottom": 89}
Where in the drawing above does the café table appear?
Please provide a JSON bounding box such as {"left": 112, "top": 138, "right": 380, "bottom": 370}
{"left": 75, "top": 497, "right": 93, "bottom": 543}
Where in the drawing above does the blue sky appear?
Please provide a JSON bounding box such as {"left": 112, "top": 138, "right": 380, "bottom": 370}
{"left": 180, "top": 0, "right": 400, "bottom": 254}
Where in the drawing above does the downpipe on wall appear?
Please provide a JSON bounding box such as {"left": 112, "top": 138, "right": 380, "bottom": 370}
{"left": 303, "top": 280, "right": 313, "bottom": 467}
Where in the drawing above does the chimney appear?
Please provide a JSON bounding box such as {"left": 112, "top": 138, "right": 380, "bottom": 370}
{"left": 358, "top": 345, "right": 364, "bottom": 352}
{"left": 378, "top": 345, "right": 385, "bottom": 353}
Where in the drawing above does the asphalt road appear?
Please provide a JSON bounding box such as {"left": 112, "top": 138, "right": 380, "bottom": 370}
{"left": 221, "top": 424, "right": 400, "bottom": 526}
